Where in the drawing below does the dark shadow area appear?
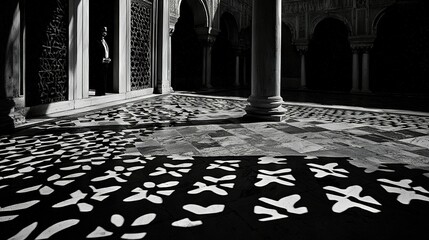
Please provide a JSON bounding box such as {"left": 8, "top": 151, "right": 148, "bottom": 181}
{"left": 281, "top": 24, "right": 300, "bottom": 89}
{"left": 1, "top": 152, "right": 428, "bottom": 239}
{"left": 0, "top": 0, "right": 19, "bottom": 134}
{"left": 172, "top": 0, "right": 203, "bottom": 91}
{"left": 212, "top": 12, "right": 238, "bottom": 88}
{"left": 307, "top": 18, "right": 352, "bottom": 91}
{"left": 371, "top": 1, "right": 429, "bottom": 94}
{"left": 196, "top": 88, "right": 429, "bottom": 113}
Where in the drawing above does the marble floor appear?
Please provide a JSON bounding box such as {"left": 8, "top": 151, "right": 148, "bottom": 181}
{"left": 1, "top": 93, "right": 429, "bottom": 239}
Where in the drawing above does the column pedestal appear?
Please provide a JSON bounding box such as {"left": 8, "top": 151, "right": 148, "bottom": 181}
{"left": 245, "top": 0, "right": 286, "bottom": 122}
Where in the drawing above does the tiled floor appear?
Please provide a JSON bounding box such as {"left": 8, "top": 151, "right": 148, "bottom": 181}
{"left": 1, "top": 93, "right": 429, "bottom": 239}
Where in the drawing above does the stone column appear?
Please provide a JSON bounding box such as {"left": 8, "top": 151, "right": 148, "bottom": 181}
{"left": 351, "top": 48, "right": 360, "bottom": 92}
{"left": 156, "top": 0, "right": 172, "bottom": 94}
{"left": 297, "top": 47, "right": 308, "bottom": 89}
{"left": 245, "top": 0, "right": 286, "bottom": 121}
{"left": 200, "top": 36, "right": 216, "bottom": 89}
{"left": 168, "top": 27, "right": 174, "bottom": 92}
{"left": 234, "top": 48, "right": 241, "bottom": 87}
{"left": 112, "top": 0, "right": 128, "bottom": 94}
{"left": 69, "top": 0, "right": 89, "bottom": 100}
{"left": 361, "top": 48, "right": 371, "bottom": 93}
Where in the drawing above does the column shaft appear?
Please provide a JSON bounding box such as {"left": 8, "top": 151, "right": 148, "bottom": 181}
{"left": 156, "top": 0, "right": 172, "bottom": 94}
{"left": 245, "top": 0, "right": 286, "bottom": 121}
{"left": 235, "top": 55, "right": 240, "bottom": 87}
{"left": 351, "top": 50, "right": 360, "bottom": 92}
{"left": 362, "top": 51, "right": 370, "bottom": 92}
{"left": 202, "top": 42, "right": 213, "bottom": 88}
{"left": 300, "top": 52, "right": 307, "bottom": 89}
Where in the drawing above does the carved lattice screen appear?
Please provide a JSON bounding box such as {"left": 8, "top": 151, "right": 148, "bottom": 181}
{"left": 130, "top": 0, "right": 153, "bottom": 91}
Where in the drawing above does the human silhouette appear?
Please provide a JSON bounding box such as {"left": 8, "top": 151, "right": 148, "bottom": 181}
{"left": 94, "top": 26, "right": 111, "bottom": 96}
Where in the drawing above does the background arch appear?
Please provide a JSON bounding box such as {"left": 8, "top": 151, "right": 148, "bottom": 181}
{"left": 178, "top": 0, "right": 209, "bottom": 28}
{"left": 307, "top": 17, "right": 352, "bottom": 91}
{"left": 310, "top": 14, "right": 352, "bottom": 37}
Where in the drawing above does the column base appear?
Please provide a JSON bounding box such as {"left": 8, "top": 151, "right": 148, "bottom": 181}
{"left": 350, "top": 88, "right": 361, "bottom": 93}
{"left": 245, "top": 95, "right": 287, "bottom": 122}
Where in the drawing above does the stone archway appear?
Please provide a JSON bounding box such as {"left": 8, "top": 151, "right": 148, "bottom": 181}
{"left": 371, "top": 2, "right": 429, "bottom": 94}
{"left": 307, "top": 18, "right": 352, "bottom": 91}
{"left": 178, "top": 0, "right": 210, "bottom": 28}
{"left": 171, "top": 0, "right": 205, "bottom": 90}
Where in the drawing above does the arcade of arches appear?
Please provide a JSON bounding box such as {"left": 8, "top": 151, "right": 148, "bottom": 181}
{"left": 1, "top": 0, "right": 429, "bottom": 131}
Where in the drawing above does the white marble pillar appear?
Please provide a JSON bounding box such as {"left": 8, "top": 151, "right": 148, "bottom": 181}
{"left": 69, "top": 0, "right": 89, "bottom": 100}
{"left": 156, "top": 0, "right": 172, "bottom": 94}
{"left": 245, "top": 0, "right": 286, "bottom": 121}
{"left": 168, "top": 27, "right": 174, "bottom": 92}
{"left": 361, "top": 49, "right": 371, "bottom": 93}
{"left": 351, "top": 48, "right": 360, "bottom": 92}
{"left": 113, "top": 0, "right": 128, "bottom": 94}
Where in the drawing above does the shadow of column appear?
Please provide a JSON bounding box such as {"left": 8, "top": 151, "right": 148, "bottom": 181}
{"left": 0, "top": 0, "right": 20, "bottom": 134}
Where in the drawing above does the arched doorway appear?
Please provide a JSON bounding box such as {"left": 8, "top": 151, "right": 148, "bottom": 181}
{"left": 372, "top": 2, "right": 429, "bottom": 94}
{"left": 281, "top": 23, "right": 300, "bottom": 89}
{"left": 212, "top": 12, "right": 239, "bottom": 88}
{"left": 307, "top": 18, "right": 352, "bottom": 91}
{"left": 89, "top": 0, "right": 115, "bottom": 96}
{"left": 171, "top": 0, "right": 204, "bottom": 91}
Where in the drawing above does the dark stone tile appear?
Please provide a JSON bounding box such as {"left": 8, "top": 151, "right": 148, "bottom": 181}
{"left": 355, "top": 126, "right": 382, "bottom": 134}
{"left": 375, "top": 131, "right": 411, "bottom": 140}
{"left": 302, "top": 126, "right": 328, "bottom": 133}
{"left": 208, "top": 130, "right": 234, "bottom": 138}
{"left": 137, "top": 145, "right": 166, "bottom": 154}
{"left": 191, "top": 141, "right": 221, "bottom": 149}
{"left": 356, "top": 134, "right": 391, "bottom": 143}
{"left": 276, "top": 125, "right": 307, "bottom": 134}
{"left": 221, "top": 124, "right": 244, "bottom": 129}
{"left": 409, "top": 149, "right": 429, "bottom": 158}
{"left": 395, "top": 130, "right": 426, "bottom": 138}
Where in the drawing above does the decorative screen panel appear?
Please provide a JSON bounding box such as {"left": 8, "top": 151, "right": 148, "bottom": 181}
{"left": 37, "top": 0, "right": 69, "bottom": 104}
{"left": 130, "top": 0, "right": 153, "bottom": 91}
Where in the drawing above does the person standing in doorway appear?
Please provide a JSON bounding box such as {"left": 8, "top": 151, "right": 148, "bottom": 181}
{"left": 95, "top": 26, "right": 111, "bottom": 96}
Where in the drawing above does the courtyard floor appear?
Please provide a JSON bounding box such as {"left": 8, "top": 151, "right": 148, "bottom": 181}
{"left": 1, "top": 93, "right": 429, "bottom": 239}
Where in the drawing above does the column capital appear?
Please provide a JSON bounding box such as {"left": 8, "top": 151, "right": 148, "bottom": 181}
{"left": 294, "top": 40, "right": 309, "bottom": 55}
{"left": 297, "top": 46, "right": 308, "bottom": 55}
{"left": 169, "top": 26, "right": 175, "bottom": 36}
{"left": 198, "top": 34, "right": 217, "bottom": 47}
{"left": 169, "top": 16, "right": 179, "bottom": 28}
{"left": 350, "top": 35, "right": 375, "bottom": 53}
